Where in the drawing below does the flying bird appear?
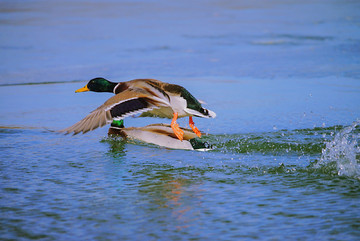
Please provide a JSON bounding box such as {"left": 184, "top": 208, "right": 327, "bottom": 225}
{"left": 61, "top": 78, "right": 216, "bottom": 141}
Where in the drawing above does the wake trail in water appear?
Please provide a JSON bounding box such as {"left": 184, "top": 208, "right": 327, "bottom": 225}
{"left": 206, "top": 125, "right": 342, "bottom": 156}
{"left": 206, "top": 121, "right": 360, "bottom": 180}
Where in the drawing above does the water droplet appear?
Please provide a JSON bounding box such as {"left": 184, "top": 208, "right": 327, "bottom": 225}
{"left": 314, "top": 120, "right": 360, "bottom": 179}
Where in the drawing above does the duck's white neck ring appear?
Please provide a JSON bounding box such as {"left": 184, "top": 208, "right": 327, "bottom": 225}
{"left": 113, "top": 83, "right": 122, "bottom": 94}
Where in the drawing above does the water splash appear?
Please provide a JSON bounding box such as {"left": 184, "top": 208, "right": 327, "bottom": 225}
{"left": 314, "top": 120, "right": 360, "bottom": 180}
{"left": 101, "top": 126, "right": 339, "bottom": 156}
{"left": 205, "top": 126, "right": 340, "bottom": 156}
{"left": 100, "top": 123, "right": 360, "bottom": 180}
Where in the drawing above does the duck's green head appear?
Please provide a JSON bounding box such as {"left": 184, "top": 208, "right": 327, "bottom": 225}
{"left": 75, "top": 77, "right": 117, "bottom": 93}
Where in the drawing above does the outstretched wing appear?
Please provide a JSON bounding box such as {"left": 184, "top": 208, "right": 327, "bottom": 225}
{"left": 60, "top": 89, "right": 169, "bottom": 135}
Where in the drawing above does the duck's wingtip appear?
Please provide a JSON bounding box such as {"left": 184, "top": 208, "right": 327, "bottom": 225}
{"left": 43, "top": 127, "right": 63, "bottom": 134}
{"left": 57, "top": 127, "right": 75, "bottom": 136}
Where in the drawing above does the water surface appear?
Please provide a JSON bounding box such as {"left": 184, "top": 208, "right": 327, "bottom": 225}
{"left": 1, "top": 0, "right": 360, "bottom": 240}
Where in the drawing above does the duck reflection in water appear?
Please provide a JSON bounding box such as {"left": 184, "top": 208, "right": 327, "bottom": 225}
{"left": 137, "top": 170, "right": 203, "bottom": 231}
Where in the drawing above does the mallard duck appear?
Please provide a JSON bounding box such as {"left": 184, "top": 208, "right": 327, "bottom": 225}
{"left": 108, "top": 123, "right": 212, "bottom": 151}
{"left": 61, "top": 77, "right": 216, "bottom": 140}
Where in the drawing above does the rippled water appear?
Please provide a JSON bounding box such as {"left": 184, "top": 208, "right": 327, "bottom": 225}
{"left": 1, "top": 121, "right": 360, "bottom": 240}
{"left": 1, "top": 0, "right": 360, "bottom": 240}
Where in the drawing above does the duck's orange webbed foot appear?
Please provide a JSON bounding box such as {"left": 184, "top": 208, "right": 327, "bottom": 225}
{"left": 171, "top": 112, "right": 184, "bottom": 141}
{"left": 189, "top": 116, "right": 201, "bottom": 138}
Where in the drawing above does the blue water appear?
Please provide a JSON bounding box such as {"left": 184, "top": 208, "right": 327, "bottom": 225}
{"left": 1, "top": 0, "right": 360, "bottom": 240}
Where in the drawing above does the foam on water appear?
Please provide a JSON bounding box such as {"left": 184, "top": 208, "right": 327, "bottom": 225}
{"left": 314, "top": 120, "right": 360, "bottom": 180}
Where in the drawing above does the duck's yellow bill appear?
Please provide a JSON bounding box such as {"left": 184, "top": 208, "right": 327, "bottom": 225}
{"left": 75, "top": 85, "right": 89, "bottom": 93}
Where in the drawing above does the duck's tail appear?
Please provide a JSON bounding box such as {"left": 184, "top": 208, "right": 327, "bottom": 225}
{"left": 206, "top": 109, "right": 216, "bottom": 118}
{"left": 185, "top": 107, "right": 216, "bottom": 118}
